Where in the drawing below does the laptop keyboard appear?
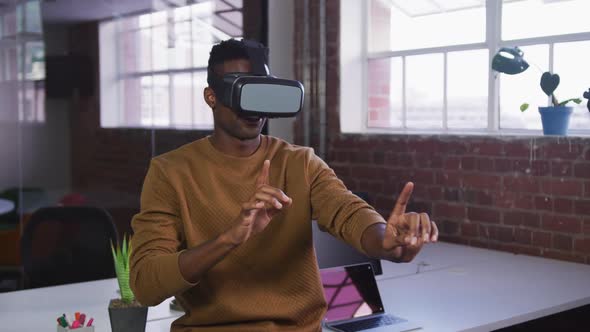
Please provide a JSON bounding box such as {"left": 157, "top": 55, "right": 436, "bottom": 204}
{"left": 331, "top": 315, "right": 407, "bottom": 332}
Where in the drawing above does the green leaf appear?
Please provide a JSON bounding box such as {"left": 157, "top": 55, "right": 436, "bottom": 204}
{"left": 520, "top": 103, "right": 529, "bottom": 112}
{"left": 558, "top": 98, "right": 582, "bottom": 106}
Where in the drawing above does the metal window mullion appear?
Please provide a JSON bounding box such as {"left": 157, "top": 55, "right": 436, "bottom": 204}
{"left": 361, "top": 0, "right": 369, "bottom": 132}
{"left": 368, "top": 42, "right": 488, "bottom": 59}
{"left": 318, "top": 0, "right": 326, "bottom": 159}
{"left": 189, "top": 11, "right": 195, "bottom": 128}
{"left": 402, "top": 56, "right": 407, "bottom": 129}
{"left": 443, "top": 52, "right": 448, "bottom": 131}
{"left": 549, "top": 42, "right": 554, "bottom": 106}
{"left": 302, "top": 0, "right": 310, "bottom": 147}
{"left": 487, "top": 0, "right": 501, "bottom": 132}
{"left": 169, "top": 73, "right": 174, "bottom": 128}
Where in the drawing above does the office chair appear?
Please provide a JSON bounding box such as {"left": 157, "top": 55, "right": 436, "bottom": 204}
{"left": 20, "top": 206, "right": 118, "bottom": 289}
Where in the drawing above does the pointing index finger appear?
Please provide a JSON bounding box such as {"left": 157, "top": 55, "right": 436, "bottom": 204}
{"left": 391, "top": 182, "right": 414, "bottom": 217}
{"left": 256, "top": 160, "right": 271, "bottom": 186}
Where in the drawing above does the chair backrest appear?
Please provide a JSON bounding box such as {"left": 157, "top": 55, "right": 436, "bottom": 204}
{"left": 20, "top": 206, "right": 118, "bottom": 288}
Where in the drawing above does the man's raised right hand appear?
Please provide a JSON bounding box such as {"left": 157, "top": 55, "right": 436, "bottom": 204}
{"left": 223, "top": 159, "right": 292, "bottom": 246}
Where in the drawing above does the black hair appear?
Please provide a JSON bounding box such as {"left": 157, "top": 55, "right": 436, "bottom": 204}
{"left": 207, "top": 39, "right": 254, "bottom": 87}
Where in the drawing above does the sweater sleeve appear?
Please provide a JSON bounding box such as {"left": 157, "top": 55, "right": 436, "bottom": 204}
{"left": 307, "top": 149, "right": 385, "bottom": 255}
{"left": 129, "top": 159, "right": 197, "bottom": 306}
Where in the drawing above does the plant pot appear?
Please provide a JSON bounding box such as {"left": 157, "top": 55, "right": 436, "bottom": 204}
{"left": 108, "top": 299, "right": 148, "bottom": 332}
{"left": 538, "top": 106, "right": 573, "bottom": 136}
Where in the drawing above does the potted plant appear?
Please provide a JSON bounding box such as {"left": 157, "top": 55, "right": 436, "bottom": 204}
{"left": 109, "top": 235, "right": 147, "bottom": 332}
{"left": 492, "top": 46, "right": 588, "bottom": 136}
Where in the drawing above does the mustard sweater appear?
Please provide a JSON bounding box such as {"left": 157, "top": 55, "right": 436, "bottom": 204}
{"left": 130, "top": 135, "right": 384, "bottom": 332}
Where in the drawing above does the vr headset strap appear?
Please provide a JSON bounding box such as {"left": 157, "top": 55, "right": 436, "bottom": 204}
{"left": 242, "top": 39, "right": 270, "bottom": 75}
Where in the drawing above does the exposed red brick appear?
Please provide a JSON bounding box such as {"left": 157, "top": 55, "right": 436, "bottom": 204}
{"left": 441, "top": 141, "right": 468, "bottom": 154}
{"left": 514, "top": 228, "right": 532, "bottom": 245}
{"left": 551, "top": 161, "right": 573, "bottom": 177}
{"left": 443, "top": 157, "right": 461, "bottom": 170}
{"left": 415, "top": 154, "right": 443, "bottom": 169}
{"left": 504, "top": 142, "right": 530, "bottom": 157}
{"left": 441, "top": 220, "right": 459, "bottom": 235}
{"left": 434, "top": 202, "right": 466, "bottom": 219}
{"left": 532, "top": 231, "right": 552, "bottom": 248}
{"left": 553, "top": 198, "right": 574, "bottom": 214}
{"left": 468, "top": 141, "right": 503, "bottom": 156}
{"left": 495, "top": 159, "right": 512, "bottom": 173}
{"left": 476, "top": 158, "right": 496, "bottom": 172}
{"left": 407, "top": 140, "right": 440, "bottom": 154}
{"left": 542, "top": 251, "right": 585, "bottom": 264}
{"left": 534, "top": 196, "right": 553, "bottom": 211}
{"left": 542, "top": 215, "right": 582, "bottom": 233}
{"left": 463, "top": 173, "right": 502, "bottom": 191}
{"left": 575, "top": 200, "right": 590, "bottom": 215}
{"left": 435, "top": 172, "right": 462, "bottom": 187}
{"left": 553, "top": 234, "right": 573, "bottom": 251}
{"left": 540, "top": 143, "right": 584, "bottom": 160}
{"left": 468, "top": 207, "right": 501, "bottom": 224}
{"left": 574, "top": 238, "right": 590, "bottom": 254}
{"left": 503, "top": 211, "right": 540, "bottom": 228}
{"left": 513, "top": 195, "right": 535, "bottom": 210}
{"left": 531, "top": 160, "right": 551, "bottom": 176}
{"left": 461, "top": 222, "right": 479, "bottom": 237}
{"left": 541, "top": 178, "right": 583, "bottom": 197}
{"left": 504, "top": 176, "right": 540, "bottom": 194}
{"left": 586, "top": 182, "right": 590, "bottom": 198}
{"left": 461, "top": 156, "right": 477, "bottom": 171}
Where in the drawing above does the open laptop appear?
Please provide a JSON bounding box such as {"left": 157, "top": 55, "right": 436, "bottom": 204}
{"left": 320, "top": 263, "right": 421, "bottom": 332}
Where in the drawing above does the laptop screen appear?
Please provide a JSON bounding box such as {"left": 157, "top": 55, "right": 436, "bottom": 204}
{"left": 320, "top": 263, "right": 385, "bottom": 323}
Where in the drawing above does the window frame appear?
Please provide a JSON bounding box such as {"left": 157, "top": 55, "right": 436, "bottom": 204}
{"left": 352, "top": 0, "right": 590, "bottom": 136}
{"left": 99, "top": 2, "right": 243, "bottom": 130}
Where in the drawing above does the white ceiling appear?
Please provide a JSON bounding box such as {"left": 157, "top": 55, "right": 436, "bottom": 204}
{"left": 41, "top": 0, "right": 153, "bottom": 23}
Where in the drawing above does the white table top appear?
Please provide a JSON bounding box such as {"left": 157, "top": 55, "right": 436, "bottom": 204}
{"left": 0, "top": 278, "right": 180, "bottom": 332}
{"left": 2, "top": 243, "right": 590, "bottom": 332}
{"left": 0, "top": 198, "right": 15, "bottom": 214}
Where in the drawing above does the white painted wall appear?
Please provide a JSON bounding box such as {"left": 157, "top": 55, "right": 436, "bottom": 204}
{"left": 268, "top": 0, "right": 296, "bottom": 143}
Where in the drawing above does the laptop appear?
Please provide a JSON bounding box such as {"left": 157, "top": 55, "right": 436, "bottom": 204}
{"left": 320, "top": 263, "right": 421, "bottom": 332}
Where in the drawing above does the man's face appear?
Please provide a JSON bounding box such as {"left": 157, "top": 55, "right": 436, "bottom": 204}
{"left": 205, "top": 58, "right": 267, "bottom": 141}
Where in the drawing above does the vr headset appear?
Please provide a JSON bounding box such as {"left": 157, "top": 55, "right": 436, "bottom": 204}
{"left": 209, "top": 39, "right": 304, "bottom": 118}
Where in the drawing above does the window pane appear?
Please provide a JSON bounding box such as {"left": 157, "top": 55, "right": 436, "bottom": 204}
{"left": 554, "top": 41, "right": 590, "bottom": 130}
{"left": 503, "top": 0, "right": 590, "bottom": 40}
{"left": 171, "top": 21, "right": 192, "bottom": 69}
{"left": 369, "top": 0, "right": 485, "bottom": 52}
{"left": 367, "top": 57, "right": 402, "bottom": 128}
{"left": 153, "top": 75, "right": 170, "bottom": 126}
{"left": 406, "top": 53, "right": 443, "bottom": 129}
{"left": 122, "top": 77, "right": 143, "bottom": 127}
{"left": 152, "top": 25, "right": 169, "bottom": 71}
{"left": 171, "top": 74, "right": 193, "bottom": 128}
{"left": 140, "top": 76, "right": 153, "bottom": 126}
{"left": 193, "top": 71, "right": 213, "bottom": 129}
{"left": 447, "top": 49, "right": 488, "bottom": 129}
{"left": 499, "top": 45, "right": 549, "bottom": 130}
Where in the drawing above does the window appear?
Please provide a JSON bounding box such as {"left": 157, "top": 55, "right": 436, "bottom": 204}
{"left": 343, "top": 0, "right": 590, "bottom": 135}
{"left": 0, "top": 0, "right": 45, "bottom": 124}
{"left": 99, "top": 0, "right": 243, "bottom": 129}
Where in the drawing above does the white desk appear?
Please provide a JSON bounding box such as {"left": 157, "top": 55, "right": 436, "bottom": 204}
{"left": 3, "top": 243, "right": 590, "bottom": 332}
{"left": 0, "top": 198, "right": 14, "bottom": 214}
{"left": 0, "top": 278, "right": 180, "bottom": 332}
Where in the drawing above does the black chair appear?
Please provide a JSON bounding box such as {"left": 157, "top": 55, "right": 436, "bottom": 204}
{"left": 20, "top": 206, "right": 118, "bottom": 289}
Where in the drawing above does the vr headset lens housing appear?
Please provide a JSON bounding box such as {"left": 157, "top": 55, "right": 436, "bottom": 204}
{"left": 212, "top": 73, "right": 304, "bottom": 118}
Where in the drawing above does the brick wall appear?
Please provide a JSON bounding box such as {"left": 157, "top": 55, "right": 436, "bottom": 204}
{"left": 328, "top": 135, "right": 590, "bottom": 264}
{"left": 301, "top": 0, "right": 590, "bottom": 265}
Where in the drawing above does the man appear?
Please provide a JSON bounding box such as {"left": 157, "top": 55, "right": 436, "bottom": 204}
{"left": 130, "top": 39, "right": 438, "bottom": 332}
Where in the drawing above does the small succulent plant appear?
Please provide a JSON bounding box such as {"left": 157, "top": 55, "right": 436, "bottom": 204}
{"left": 111, "top": 235, "right": 134, "bottom": 304}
